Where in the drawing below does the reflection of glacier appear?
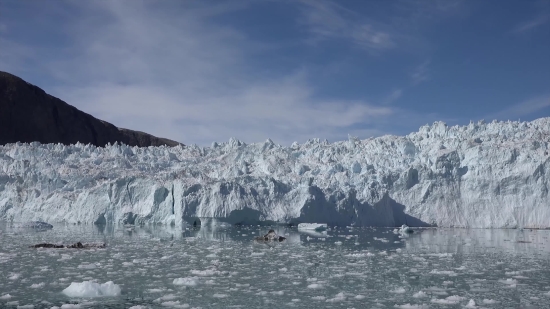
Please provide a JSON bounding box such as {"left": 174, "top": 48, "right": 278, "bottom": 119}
{"left": 403, "top": 228, "right": 550, "bottom": 254}
{"left": 0, "top": 118, "right": 549, "bottom": 228}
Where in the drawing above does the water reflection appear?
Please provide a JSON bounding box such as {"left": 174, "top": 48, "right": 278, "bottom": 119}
{"left": 404, "top": 228, "right": 550, "bottom": 255}
{"left": 1, "top": 222, "right": 550, "bottom": 308}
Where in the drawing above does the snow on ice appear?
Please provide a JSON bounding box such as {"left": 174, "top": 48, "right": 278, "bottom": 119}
{"left": 0, "top": 118, "right": 549, "bottom": 228}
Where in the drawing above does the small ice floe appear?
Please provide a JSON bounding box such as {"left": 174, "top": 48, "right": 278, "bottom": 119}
{"left": 30, "top": 282, "right": 45, "bottom": 288}
{"left": 391, "top": 287, "right": 406, "bottom": 294}
{"left": 399, "top": 224, "right": 413, "bottom": 234}
{"left": 465, "top": 299, "right": 477, "bottom": 308}
{"left": 394, "top": 304, "right": 429, "bottom": 309}
{"left": 499, "top": 278, "right": 518, "bottom": 287}
{"left": 8, "top": 273, "right": 20, "bottom": 280}
{"left": 62, "top": 281, "right": 121, "bottom": 297}
{"left": 297, "top": 223, "right": 327, "bottom": 231}
{"left": 429, "top": 270, "right": 457, "bottom": 276}
{"left": 307, "top": 283, "right": 323, "bottom": 289}
{"left": 325, "top": 292, "right": 346, "bottom": 303}
{"left": 431, "top": 295, "right": 466, "bottom": 305}
{"left": 482, "top": 299, "right": 498, "bottom": 304}
{"left": 0, "top": 294, "right": 12, "bottom": 299}
{"left": 413, "top": 291, "right": 428, "bottom": 298}
{"left": 173, "top": 277, "right": 199, "bottom": 286}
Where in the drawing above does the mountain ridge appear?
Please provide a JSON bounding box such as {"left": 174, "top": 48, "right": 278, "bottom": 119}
{"left": 0, "top": 71, "right": 181, "bottom": 147}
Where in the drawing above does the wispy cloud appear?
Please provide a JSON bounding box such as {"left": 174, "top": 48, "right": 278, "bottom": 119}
{"left": 383, "top": 89, "right": 403, "bottom": 105}
{"left": 411, "top": 60, "right": 430, "bottom": 85}
{"left": 299, "top": 0, "right": 395, "bottom": 52}
{"left": 488, "top": 95, "right": 550, "bottom": 121}
{"left": 512, "top": 14, "right": 550, "bottom": 33}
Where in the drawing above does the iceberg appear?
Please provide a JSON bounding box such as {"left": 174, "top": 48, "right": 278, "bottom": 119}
{"left": 297, "top": 223, "right": 328, "bottom": 231}
{"left": 399, "top": 224, "right": 413, "bottom": 234}
{"left": 62, "top": 281, "right": 121, "bottom": 297}
{"left": 0, "top": 118, "right": 549, "bottom": 228}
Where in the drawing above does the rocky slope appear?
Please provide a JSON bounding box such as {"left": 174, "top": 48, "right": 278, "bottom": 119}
{"left": 0, "top": 118, "right": 548, "bottom": 228}
{"left": 0, "top": 71, "right": 180, "bottom": 147}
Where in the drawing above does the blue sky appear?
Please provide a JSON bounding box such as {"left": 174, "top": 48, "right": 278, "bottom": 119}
{"left": 1, "top": 0, "right": 549, "bottom": 145}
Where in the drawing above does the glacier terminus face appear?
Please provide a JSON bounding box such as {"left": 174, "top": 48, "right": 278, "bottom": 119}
{"left": 0, "top": 118, "right": 548, "bottom": 228}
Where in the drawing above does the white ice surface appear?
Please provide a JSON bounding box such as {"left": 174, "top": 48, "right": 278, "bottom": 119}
{"left": 1, "top": 118, "right": 549, "bottom": 227}
{"left": 62, "top": 281, "right": 121, "bottom": 298}
{"left": 297, "top": 223, "right": 327, "bottom": 231}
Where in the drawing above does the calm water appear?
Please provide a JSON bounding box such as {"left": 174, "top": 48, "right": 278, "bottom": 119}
{"left": 1, "top": 223, "right": 550, "bottom": 309}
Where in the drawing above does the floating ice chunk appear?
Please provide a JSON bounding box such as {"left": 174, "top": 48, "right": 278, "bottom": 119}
{"left": 399, "top": 224, "right": 413, "bottom": 234}
{"left": 326, "top": 292, "right": 346, "bottom": 303}
{"left": 190, "top": 269, "right": 219, "bottom": 276}
{"left": 307, "top": 283, "right": 323, "bottom": 289}
{"left": 429, "top": 270, "right": 457, "bottom": 276}
{"left": 391, "top": 287, "right": 406, "bottom": 294}
{"left": 431, "top": 295, "right": 465, "bottom": 305}
{"left": 297, "top": 223, "right": 327, "bottom": 231}
{"left": 9, "top": 273, "right": 20, "bottom": 280}
{"left": 30, "top": 282, "right": 45, "bottom": 288}
{"left": 500, "top": 278, "right": 518, "bottom": 285}
{"left": 160, "top": 300, "right": 189, "bottom": 308}
{"left": 213, "top": 294, "right": 228, "bottom": 298}
{"left": 394, "top": 304, "right": 428, "bottom": 309}
{"left": 62, "top": 281, "right": 121, "bottom": 297}
{"left": 61, "top": 304, "right": 81, "bottom": 309}
{"left": 465, "top": 299, "right": 477, "bottom": 308}
{"left": 0, "top": 294, "right": 13, "bottom": 299}
{"left": 15, "top": 305, "right": 34, "bottom": 309}
{"left": 298, "top": 229, "right": 327, "bottom": 238}
{"left": 413, "top": 291, "right": 427, "bottom": 298}
{"left": 173, "top": 277, "right": 198, "bottom": 286}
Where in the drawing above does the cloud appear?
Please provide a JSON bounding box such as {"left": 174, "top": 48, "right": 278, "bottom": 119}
{"left": 1, "top": 1, "right": 458, "bottom": 146}
{"left": 299, "top": 0, "right": 394, "bottom": 52}
{"left": 487, "top": 95, "right": 550, "bottom": 121}
{"left": 411, "top": 60, "right": 430, "bottom": 85}
{"left": 0, "top": 1, "right": 398, "bottom": 146}
{"left": 512, "top": 14, "right": 550, "bottom": 33}
{"left": 383, "top": 89, "right": 403, "bottom": 105}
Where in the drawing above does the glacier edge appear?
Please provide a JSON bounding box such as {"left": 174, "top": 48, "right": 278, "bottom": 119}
{"left": 0, "top": 118, "right": 549, "bottom": 228}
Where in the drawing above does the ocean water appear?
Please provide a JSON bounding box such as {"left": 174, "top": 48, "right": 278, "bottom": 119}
{"left": 1, "top": 223, "right": 550, "bottom": 308}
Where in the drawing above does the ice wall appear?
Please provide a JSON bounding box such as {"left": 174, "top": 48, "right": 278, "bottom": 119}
{"left": 0, "top": 118, "right": 549, "bottom": 228}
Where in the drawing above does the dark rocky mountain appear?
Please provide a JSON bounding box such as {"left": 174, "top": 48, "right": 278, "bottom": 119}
{"left": 0, "top": 71, "right": 181, "bottom": 147}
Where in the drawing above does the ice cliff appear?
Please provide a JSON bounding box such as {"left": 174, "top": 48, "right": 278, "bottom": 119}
{"left": 0, "top": 118, "right": 549, "bottom": 228}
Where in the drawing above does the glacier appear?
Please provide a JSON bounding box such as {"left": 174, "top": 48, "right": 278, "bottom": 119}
{"left": 0, "top": 118, "right": 548, "bottom": 228}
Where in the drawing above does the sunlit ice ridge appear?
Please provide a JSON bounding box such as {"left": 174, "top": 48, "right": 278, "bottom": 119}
{"left": 1, "top": 118, "right": 549, "bottom": 228}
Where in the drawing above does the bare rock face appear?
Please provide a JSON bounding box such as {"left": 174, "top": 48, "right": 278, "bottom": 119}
{"left": 0, "top": 71, "right": 180, "bottom": 147}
